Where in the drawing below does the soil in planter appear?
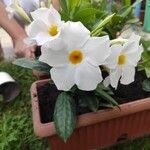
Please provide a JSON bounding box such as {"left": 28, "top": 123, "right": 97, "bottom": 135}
{"left": 37, "top": 83, "right": 60, "bottom": 123}
{"left": 37, "top": 71, "right": 150, "bottom": 124}
{"left": 113, "top": 71, "right": 150, "bottom": 104}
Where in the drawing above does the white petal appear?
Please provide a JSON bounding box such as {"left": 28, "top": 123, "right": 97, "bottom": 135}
{"left": 31, "top": 8, "right": 51, "bottom": 24}
{"left": 129, "top": 33, "right": 141, "bottom": 43}
{"left": 120, "top": 65, "right": 135, "bottom": 85}
{"left": 75, "top": 60, "right": 103, "bottom": 91}
{"left": 83, "top": 36, "right": 110, "bottom": 66}
{"left": 35, "top": 32, "right": 53, "bottom": 45}
{"left": 104, "top": 44, "right": 122, "bottom": 69}
{"left": 126, "top": 45, "right": 143, "bottom": 66}
{"left": 49, "top": 5, "right": 61, "bottom": 24}
{"left": 31, "top": 7, "right": 61, "bottom": 25}
{"left": 50, "top": 65, "right": 75, "bottom": 91}
{"left": 122, "top": 41, "right": 137, "bottom": 54}
{"left": 110, "top": 67, "right": 122, "bottom": 89}
{"left": 28, "top": 20, "right": 48, "bottom": 37}
{"left": 122, "top": 34, "right": 141, "bottom": 55}
{"left": 39, "top": 39, "right": 68, "bottom": 67}
{"left": 61, "top": 21, "right": 90, "bottom": 51}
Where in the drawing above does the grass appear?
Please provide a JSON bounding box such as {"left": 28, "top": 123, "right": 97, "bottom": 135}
{"left": 105, "top": 136, "right": 150, "bottom": 150}
{"left": 0, "top": 61, "right": 149, "bottom": 150}
{"left": 0, "top": 61, "right": 48, "bottom": 150}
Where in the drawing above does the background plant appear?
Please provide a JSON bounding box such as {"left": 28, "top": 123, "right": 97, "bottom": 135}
{"left": 138, "top": 39, "right": 150, "bottom": 92}
{"left": 60, "top": 0, "right": 142, "bottom": 38}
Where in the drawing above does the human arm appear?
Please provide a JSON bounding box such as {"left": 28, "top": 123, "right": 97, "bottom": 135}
{"left": 0, "top": 2, "right": 35, "bottom": 58}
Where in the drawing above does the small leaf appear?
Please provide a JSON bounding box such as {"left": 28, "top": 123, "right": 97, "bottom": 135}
{"left": 13, "top": 58, "right": 51, "bottom": 74}
{"left": 127, "top": 18, "right": 139, "bottom": 24}
{"left": 60, "top": 0, "right": 68, "bottom": 13}
{"left": 54, "top": 92, "right": 76, "bottom": 142}
{"left": 123, "top": 0, "right": 131, "bottom": 6}
{"left": 142, "top": 79, "right": 150, "bottom": 92}
{"left": 118, "top": 6, "right": 132, "bottom": 17}
{"left": 79, "top": 92, "right": 99, "bottom": 112}
{"left": 99, "top": 103, "right": 114, "bottom": 108}
{"left": 74, "top": 8, "right": 99, "bottom": 22}
{"left": 145, "top": 67, "right": 150, "bottom": 78}
{"left": 91, "top": 13, "right": 115, "bottom": 36}
{"left": 68, "top": 0, "right": 81, "bottom": 11}
{"left": 95, "top": 87, "right": 120, "bottom": 109}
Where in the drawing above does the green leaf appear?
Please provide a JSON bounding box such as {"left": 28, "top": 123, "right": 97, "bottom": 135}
{"left": 13, "top": 58, "right": 51, "bottom": 74}
{"left": 60, "top": 0, "right": 68, "bottom": 12}
{"left": 95, "top": 86, "right": 120, "bottom": 109}
{"left": 79, "top": 92, "right": 99, "bottom": 112}
{"left": 54, "top": 92, "right": 76, "bottom": 142}
{"left": 99, "top": 103, "right": 114, "bottom": 108}
{"left": 126, "top": 18, "right": 139, "bottom": 24}
{"left": 142, "top": 79, "right": 150, "bottom": 92}
{"left": 68, "top": 0, "right": 81, "bottom": 11}
{"left": 123, "top": 0, "right": 131, "bottom": 6}
{"left": 145, "top": 68, "right": 150, "bottom": 78}
{"left": 91, "top": 13, "right": 115, "bottom": 36}
{"left": 118, "top": 6, "right": 132, "bottom": 17}
{"left": 74, "top": 8, "right": 99, "bottom": 22}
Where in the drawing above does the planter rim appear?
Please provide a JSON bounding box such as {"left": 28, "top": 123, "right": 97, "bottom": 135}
{"left": 31, "top": 79, "right": 150, "bottom": 138}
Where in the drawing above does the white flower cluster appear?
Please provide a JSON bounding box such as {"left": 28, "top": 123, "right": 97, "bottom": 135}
{"left": 27, "top": 6, "right": 143, "bottom": 91}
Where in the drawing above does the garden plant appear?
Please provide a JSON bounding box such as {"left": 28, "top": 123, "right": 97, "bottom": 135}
{"left": 9, "top": 0, "right": 150, "bottom": 149}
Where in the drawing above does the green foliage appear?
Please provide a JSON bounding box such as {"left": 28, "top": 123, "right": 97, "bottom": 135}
{"left": 95, "top": 84, "right": 120, "bottom": 109}
{"left": 13, "top": 58, "right": 51, "bottom": 74}
{"left": 54, "top": 92, "right": 76, "bottom": 142}
{"left": 79, "top": 91, "right": 99, "bottom": 112}
{"left": 138, "top": 40, "right": 150, "bottom": 78}
{"left": 60, "top": 0, "right": 141, "bottom": 38}
{"left": 0, "top": 62, "right": 48, "bottom": 150}
{"left": 142, "top": 79, "right": 150, "bottom": 92}
{"left": 105, "top": 0, "right": 141, "bottom": 39}
{"left": 91, "top": 13, "right": 115, "bottom": 36}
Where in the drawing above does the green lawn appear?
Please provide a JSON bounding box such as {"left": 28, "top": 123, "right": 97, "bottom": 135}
{"left": 0, "top": 62, "right": 149, "bottom": 150}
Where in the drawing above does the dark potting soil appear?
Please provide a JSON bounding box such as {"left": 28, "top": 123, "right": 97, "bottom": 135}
{"left": 37, "top": 71, "right": 150, "bottom": 124}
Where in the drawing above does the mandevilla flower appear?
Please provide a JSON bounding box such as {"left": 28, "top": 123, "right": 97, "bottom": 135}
{"left": 27, "top": 5, "right": 63, "bottom": 45}
{"left": 104, "top": 33, "right": 143, "bottom": 89}
{"left": 39, "top": 21, "right": 110, "bottom": 91}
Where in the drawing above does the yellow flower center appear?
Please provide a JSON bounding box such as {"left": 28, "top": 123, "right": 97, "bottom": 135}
{"left": 48, "top": 24, "right": 58, "bottom": 36}
{"left": 118, "top": 53, "right": 126, "bottom": 65}
{"left": 69, "top": 50, "right": 83, "bottom": 65}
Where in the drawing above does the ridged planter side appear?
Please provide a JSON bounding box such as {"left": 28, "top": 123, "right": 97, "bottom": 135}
{"left": 31, "top": 79, "right": 150, "bottom": 150}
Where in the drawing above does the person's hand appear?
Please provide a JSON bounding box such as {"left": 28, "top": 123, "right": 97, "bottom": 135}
{"left": 13, "top": 38, "right": 36, "bottom": 58}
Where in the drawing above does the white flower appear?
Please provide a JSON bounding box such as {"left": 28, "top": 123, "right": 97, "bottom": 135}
{"left": 27, "top": 5, "right": 63, "bottom": 45}
{"left": 39, "top": 21, "right": 110, "bottom": 91}
{"left": 104, "top": 33, "right": 143, "bottom": 89}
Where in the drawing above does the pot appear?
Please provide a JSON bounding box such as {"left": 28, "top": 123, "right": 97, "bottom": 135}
{"left": 0, "top": 72, "right": 20, "bottom": 102}
{"left": 31, "top": 79, "right": 150, "bottom": 150}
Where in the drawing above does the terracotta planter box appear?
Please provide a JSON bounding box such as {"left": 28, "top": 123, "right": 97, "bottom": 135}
{"left": 31, "top": 79, "right": 150, "bottom": 150}
{"left": 32, "top": 70, "right": 49, "bottom": 79}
